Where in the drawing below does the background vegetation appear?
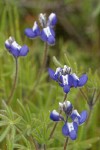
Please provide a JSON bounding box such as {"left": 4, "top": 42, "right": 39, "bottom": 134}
{"left": 0, "top": 0, "right": 100, "bottom": 149}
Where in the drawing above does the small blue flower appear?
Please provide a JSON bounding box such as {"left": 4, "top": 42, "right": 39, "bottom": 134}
{"left": 25, "top": 13, "right": 57, "bottom": 45}
{"left": 62, "top": 122, "right": 78, "bottom": 140}
{"left": 50, "top": 110, "right": 64, "bottom": 121}
{"left": 70, "top": 110, "right": 88, "bottom": 125}
{"left": 24, "top": 21, "right": 41, "bottom": 38}
{"left": 50, "top": 101, "right": 88, "bottom": 140}
{"left": 40, "top": 27, "right": 55, "bottom": 45}
{"left": 5, "top": 37, "right": 29, "bottom": 58}
{"left": 59, "top": 101, "right": 73, "bottom": 115}
{"left": 47, "top": 13, "right": 57, "bottom": 27}
{"left": 48, "top": 65, "right": 88, "bottom": 93}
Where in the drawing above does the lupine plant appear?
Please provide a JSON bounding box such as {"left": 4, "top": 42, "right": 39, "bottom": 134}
{"left": 0, "top": 10, "right": 100, "bottom": 150}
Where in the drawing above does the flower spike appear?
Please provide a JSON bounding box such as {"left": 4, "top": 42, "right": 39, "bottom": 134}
{"left": 50, "top": 100, "right": 87, "bottom": 140}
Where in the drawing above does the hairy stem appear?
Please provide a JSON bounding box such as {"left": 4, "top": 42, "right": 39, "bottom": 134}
{"left": 86, "top": 107, "right": 93, "bottom": 128}
{"left": 93, "top": 90, "right": 100, "bottom": 105}
{"left": 41, "top": 42, "right": 48, "bottom": 73}
{"left": 29, "top": 136, "right": 39, "bottom": 150}
{"left": 37, "top": 42, "right": 48, "bottom": 81}
{"left": 79, "top": 88, "right": 88, "bottom": 102}
{"left": 7, "top": 58, "right": 18, "bottom": 105}
{"left": 49, "top": 94, "right": 67, "bottom": 139}
{"left": 63, "top": 137, "right": 69, "bottom": 150}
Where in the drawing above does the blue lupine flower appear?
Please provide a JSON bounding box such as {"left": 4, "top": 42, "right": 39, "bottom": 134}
{"left": 47, "top": 13, "right": 57, "bottom": 27}
{"left": 25, "top": 13, "right": 57, "bottom": 45}
{"left": 50, "top": 101, "right": 87, "bottom": 140}
{"left": 5, "top": 37, "right": 29, "bottom": 58}
{"left": 59, "top": 101, "right": 73, "bottom": 115}
{"left": 48, "top": 65, "right": 88, "bottom": 93}
{"left": 62, "top": 122, "right": 78, "bottom": 140}
{"left": 50, "top": 110, "right": 64, "bottom": 121}
{"left": 24, "top": 21, "right": 41, "bottom": 38}
{"left": 70, "top": 109, "right": 88, "bottom": 125}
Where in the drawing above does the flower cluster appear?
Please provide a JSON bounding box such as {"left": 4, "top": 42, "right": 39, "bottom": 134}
{"left": 5, "top": 37, "right": 29, "bottom": 58}
{"left": 48, "top": 65, "right": 88, "bottom": 93}
{"left": 25, "top": 13, "right": 57, "bottom": 45}
{"left": 50, "top": 101, "right": 87, "bottom": 140}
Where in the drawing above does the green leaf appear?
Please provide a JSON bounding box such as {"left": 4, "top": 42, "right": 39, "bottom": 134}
{"left": 0, "top": 126, "right": 10, "bottom": 142}
{"left": 52, "top": 56, "right": 63, "bottom": 67}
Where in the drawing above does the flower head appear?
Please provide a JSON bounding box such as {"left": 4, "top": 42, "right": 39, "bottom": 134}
{"left": 48, "top": 65, "right": 88, "bottom": 93}
{"left": 5, "top": 36, "right": 29, "bottom": 58}
{"left": 25, "top": 13, "right": 57, "bottom": 45}
{"left": 50, "top": 100, "right": 88, "bottom": 140}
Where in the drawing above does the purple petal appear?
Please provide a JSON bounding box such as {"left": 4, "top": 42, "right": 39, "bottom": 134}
{"left": 5, "top": 42, "right": 11, "bottom": 50}
{"left": 68, "top": 75, "right": 73, "bottom": 87}
{"left": 47, "top": 35, "right": 55, "bottom": 45}
{"left": 19, "top": 45, "right": 29, "bottom": 56}
{"left": 69, "top": 130, "right": 77, "bottom": 140}
{"left": 70, "top": 110, "right": 80, "bottom": 122}
{"left": 48, "top": 68, "right": 56, "bottom": 80}
{"left": 25, "top": 28, "right": 38, "bottom": 38}
{"left": 70, "top": 74, "right": 79, "bottom": 87}
{"left": 63, "top": 85, "right": 70, "bottom": 93}
{"left": 40, "top": 29, "right": 48, "bottom": 42}
{"left": 50, "top": 28, "right": 55, "bottom": 37}
{"left": 79, "top": 110, "right": 88, "bottom": 125}
{"left": 40, "top": 27, "right": 55, "bottom": 45}
{"left": 62, "top": 123, "right": 69, "bottom": 136}
{"left": 50, "top": 110, "right": 64, "bottom": 121}
{"left": 78, "top": 74, "right": 88, "bottom": 87}
{"left": 48, "top": 13, "right": 57, "bottom": 27}
{"left": 10, "top": 46, "right": 19, "bottom": 57}
{"left": 73, "top": 122, "right": 78, "bottom": 132}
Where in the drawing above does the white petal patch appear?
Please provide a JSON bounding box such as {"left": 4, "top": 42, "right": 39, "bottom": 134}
{"left": 62, "top": 75, "right": 68, "bottom": 85}
{"left": 71, "top": 73, "right": 79, "bottom": 80}
{"left": 12, "top": 41, "right": 21, "bottom": 50}
{"left": 5, "top": 36, "right": 15, "bottom": 45}
{"left": 63, "top": 101, "right": 71, "bottom": 108}
{"left": 72, "top": 110, "right": 80, "bottom": 117}
{"left": 32, "top": 21, "right": 38, "bottom": 31}
{"left": 39, "top": 13, "right": 46, "bottom": 27}
{"left": 43, "top": 27, "right": 51, "bottom": 37}
{"left": 48, "top": 13, "right": 55, "bottom": 22}
{"left": 67, "top": 122, "right": 74, "bottom": 132}
{"left": 55, "top": 67, "right": 62, "bottom": 75}
{"left": 52, "top": 110, "right": 59, "bottom": 116}
{"left": 59, "top": 102, "right": 63, "bottom": 110}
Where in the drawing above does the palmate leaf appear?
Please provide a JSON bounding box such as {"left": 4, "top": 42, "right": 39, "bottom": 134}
{"left": 71, "top": 137, "right": 100, "bottom": 149}
{"left": 53, "top": 56, "right": 63, "bottom": 68}
{"left": 47, "top": 137, "right": 100, "bottom": 150}
{"left": 0, "top": 126, "right": 10, "bottom": 142}
{"left": 14, "top": 144, "right": 27, "bottom": 150}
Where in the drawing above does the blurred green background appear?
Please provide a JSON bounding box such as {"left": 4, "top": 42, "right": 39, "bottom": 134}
{"left": 0, "top": 0, "right": 100, "bottom": 150}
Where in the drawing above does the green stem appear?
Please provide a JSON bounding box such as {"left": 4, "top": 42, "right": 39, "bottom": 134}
{"left": 63, "top": 137, "right": 69, "bottom": 150}
{"left": 49, "top": 94, "right": 67, "bottom": 140}
{"left": 37, "top": 42, "right": 48, "bottom": 81}
{"left": 29, "top": 136, "right": 39, "bottom": 150}
{"left": 7, "top": 58, "right": 18, "bottom": 105}
{"left": 93, "top": 90, "right": 100, "bottom": 105}
{"left": 43, "top": 144, "right": 46, "bottom": 150}
{"left": 28, "top": 42, "right": 48, "bottom": 98}
{"left": 41, "top": 42, "right": 48, "bottom": 72}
